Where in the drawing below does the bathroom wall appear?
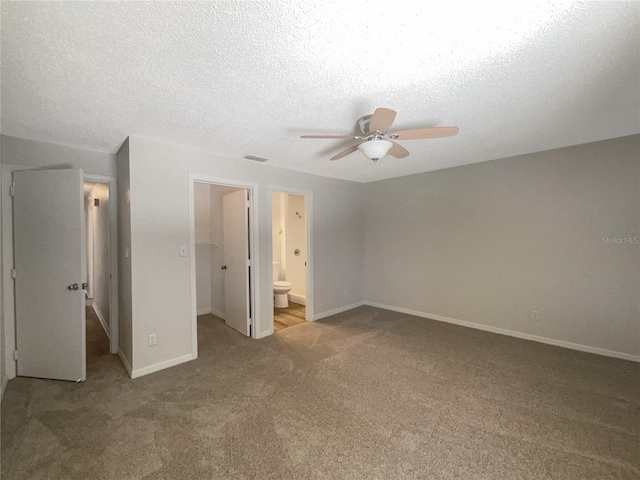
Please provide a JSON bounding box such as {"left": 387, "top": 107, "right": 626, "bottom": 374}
{"left": 285, "top": 194, "right": 307, "bottom": 303}
{"left": 272, "top": 192, "right": 282, "bottom": 269}
{"left": 278, "top": 193, "right": 287, "bottom": 278}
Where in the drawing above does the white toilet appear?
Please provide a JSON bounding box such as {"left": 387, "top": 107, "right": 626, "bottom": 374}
{"left": 273, "top": 262, "right": 292, "bottom": 308}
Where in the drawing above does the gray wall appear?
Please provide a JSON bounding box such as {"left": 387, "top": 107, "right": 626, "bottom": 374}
{"left": 1, "top": 135, "right": 116, "bottom": 177}
{"left": 364, "top": 135, "right": 640, "bottom": 357}
{"left": 0, "top": 137, "right": 4, "bottom": 400}
{"left": 116, "top": 140, "right": 133, "bottom": 372}
{"left": 125, "top": 135, "right": 364, "bottom": 375}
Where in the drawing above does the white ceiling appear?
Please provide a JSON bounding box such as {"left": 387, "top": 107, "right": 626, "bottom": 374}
{"left": 1, "top": 1, "right": 638, "bottom": 183}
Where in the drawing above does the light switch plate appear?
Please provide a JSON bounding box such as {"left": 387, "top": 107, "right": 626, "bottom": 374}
{"left": 179, "top": 245, "right": 188, "bottom": 257}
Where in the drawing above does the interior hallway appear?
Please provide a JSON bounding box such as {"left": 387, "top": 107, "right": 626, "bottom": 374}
{"left": 86, "top": 305, "right": 110, "bottom": 360}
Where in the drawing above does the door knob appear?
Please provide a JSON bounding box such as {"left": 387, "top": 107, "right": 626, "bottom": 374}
{"left": 67, "top": 283, "right": 79, "bottom": 290}
{"left": 221, "top": 265, "right": 227, "bottom": 270}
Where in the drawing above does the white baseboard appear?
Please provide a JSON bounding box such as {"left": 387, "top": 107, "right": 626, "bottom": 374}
{"left": 314, "top": 301, "right": 365, "bottom": 321}
{"left": 197, "top": 307, "right": 212, "bottom": 316}
{"left": 364, "top": 301, "right": 640, "bottom": 363}
{"left": 92, "top": 304, "right": 110, "bottom": 339}
{"left": 117, "top": 350, "right": 133, "bottom": 378}
{"left": 130, "top": 353, "right": 195, "bottom": 379}
{"left": 210, "top": 308, "right": 225, "bottom": 319}
{"left": 256, "top": 328, "right": 274, "bottom": 339}
{"left": 288, "top": 293, "right": 306, "bottom": 305}
{"left": 1, "top": 375, "right": 8, "bottom": 402}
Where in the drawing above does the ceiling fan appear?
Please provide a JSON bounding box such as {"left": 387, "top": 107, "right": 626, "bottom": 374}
{"left": 301, "top": 108, "right": 459, "bottom": 162}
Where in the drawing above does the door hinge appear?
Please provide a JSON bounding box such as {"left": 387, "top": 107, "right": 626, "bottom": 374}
{"left": 13, "top": 350, "right": 18, "bottom": 361}
{"left": 10, "top": 184, "right": 15, "bottom": 197}
{"left": 11, "top": 268, "right": 16, "bottom": 279}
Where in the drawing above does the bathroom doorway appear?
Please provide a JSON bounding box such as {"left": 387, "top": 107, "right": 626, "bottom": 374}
{"left": 189, "top": 175, "right": 259, "bottom": 359}
{"left": 271, "top": 187, "right": 313, "bottom": 331}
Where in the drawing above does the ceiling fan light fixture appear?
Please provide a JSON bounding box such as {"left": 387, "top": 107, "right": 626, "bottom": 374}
{"left": 358, "top": 139, "right": 393, "bottom": 162}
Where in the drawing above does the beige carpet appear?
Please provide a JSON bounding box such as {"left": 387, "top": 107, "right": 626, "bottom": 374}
{"left": 2, "top": 306, "right": 638, "bottom": 479}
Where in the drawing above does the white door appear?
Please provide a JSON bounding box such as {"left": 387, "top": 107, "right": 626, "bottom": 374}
{"left": 13, "top": 169, "right": 86, "bottom": 382}
{"left": 222, "top": 189, "right": 251, "bottom": 336}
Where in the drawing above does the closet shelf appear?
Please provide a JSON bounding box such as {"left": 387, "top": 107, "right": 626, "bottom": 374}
{"left": 196, "top": 243, "right": 218, "bottom": 248}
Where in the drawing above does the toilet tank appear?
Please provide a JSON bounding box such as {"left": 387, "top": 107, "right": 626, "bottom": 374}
{"left": 272, "top": 262, "right": 280, "bottom": 282}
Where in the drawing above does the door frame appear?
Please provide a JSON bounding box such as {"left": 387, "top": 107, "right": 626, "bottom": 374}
{"left": 83, "top": 174, "right": 119, "bottom": 354}
{"left": 1, "top": 167, "right": 119, "bottom": 382}
{"left": 269, "top": 186, "right": 314, "bottom": 323}
{"left": 188, "top": 174, "right": 260, "bottom": 358}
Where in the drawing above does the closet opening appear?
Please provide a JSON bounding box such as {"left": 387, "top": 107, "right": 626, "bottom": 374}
{"left": 189, "top": 176, "right": 259, "bottom": 358}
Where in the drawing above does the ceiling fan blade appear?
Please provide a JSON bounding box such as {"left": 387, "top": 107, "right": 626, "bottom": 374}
{"left": 388, "top": 141, "right": 410, "bottom": 159}
{"left": 392, "top": 126, "right": 459, "bottom": 140}
{"left": 330, "top": 144, "right": 359, "bottom": 161}
{"left": 301, "top": 135, "right": 363, "bottom": 139}
{"left": 369, "top": 108, "right": 397, "bottom": 134}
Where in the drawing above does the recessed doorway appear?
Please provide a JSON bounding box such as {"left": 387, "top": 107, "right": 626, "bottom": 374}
{"left": 189, "top": 175, "right": 259, "bottom": 359}
{"left": 271, "top": 187, "right": 313, "bottom": 331}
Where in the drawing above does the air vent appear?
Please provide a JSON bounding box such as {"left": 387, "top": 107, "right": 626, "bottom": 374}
{"left": 243, "top": 155, "right": 269, "bottom": 163}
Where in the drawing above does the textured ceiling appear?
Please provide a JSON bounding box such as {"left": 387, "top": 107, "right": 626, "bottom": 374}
{"left": 1, "top": 1, "right": 639, "bottom": 183}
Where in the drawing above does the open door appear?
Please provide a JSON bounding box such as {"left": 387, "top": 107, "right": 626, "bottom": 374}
{"left": 222, "top": 189, "right": 251, "bottom": 336}
{"left": 13, "top": 169, "right": 86, "bottom": 382}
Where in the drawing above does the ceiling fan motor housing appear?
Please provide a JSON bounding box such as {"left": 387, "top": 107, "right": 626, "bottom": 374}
{"left": 358, "top": 116, "right": 372, "bottom": 135}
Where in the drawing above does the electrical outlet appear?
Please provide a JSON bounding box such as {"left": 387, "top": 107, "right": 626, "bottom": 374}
{"left": 531, "top": 311, "right": 539, "bottom": 321}
{"left": 148, "top": 334, "right": 157, "bottom": 346}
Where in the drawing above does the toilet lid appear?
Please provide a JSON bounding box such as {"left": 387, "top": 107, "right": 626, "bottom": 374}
{"left": 274, "top": 281, "right": 292, "bottom": 287}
